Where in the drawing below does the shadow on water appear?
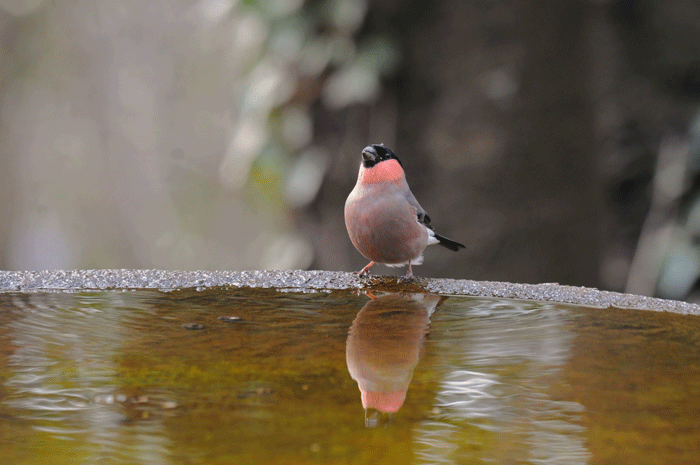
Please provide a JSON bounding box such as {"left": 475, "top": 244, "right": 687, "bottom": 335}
{"left": 1, "top": 287, "right": 700, "bottom": 464}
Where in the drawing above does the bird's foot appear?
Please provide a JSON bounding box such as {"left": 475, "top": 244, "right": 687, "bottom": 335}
{"left": 356, "top": 261, "right": 375, "bottom": 276}
{"left": 398, "top": 262, "right": 415, "bottom": 282}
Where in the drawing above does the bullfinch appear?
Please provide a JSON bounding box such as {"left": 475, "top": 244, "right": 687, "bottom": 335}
{"left": 344, "top": 144, "right": 465, "bottom": 277}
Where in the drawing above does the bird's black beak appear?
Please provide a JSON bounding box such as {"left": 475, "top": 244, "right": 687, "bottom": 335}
{"left": 361, "top": 147, "right": 376, "bottom": 162}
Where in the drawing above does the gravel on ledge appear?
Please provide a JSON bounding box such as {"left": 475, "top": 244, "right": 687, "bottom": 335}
{"left": 1, "top": 269, "right": 698, "bottom": 315}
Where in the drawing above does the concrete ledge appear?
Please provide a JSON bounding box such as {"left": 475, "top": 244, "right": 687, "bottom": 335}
{"left": 0, "top": 269, "right": 698, "bottom": 315}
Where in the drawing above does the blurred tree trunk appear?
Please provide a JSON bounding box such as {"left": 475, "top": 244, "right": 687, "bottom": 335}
{"left": 399, "top": 0, "right": 604, "bottom": 286}
{"left": 504, "top": 0, "right": 603, "bottom": 286}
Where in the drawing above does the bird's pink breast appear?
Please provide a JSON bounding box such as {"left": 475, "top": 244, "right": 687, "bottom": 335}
{"left": 358, "top": 159, "right": 404, "bottom": 185}
{"left": 344, "top": 183, "right": 428, "bottom": 265}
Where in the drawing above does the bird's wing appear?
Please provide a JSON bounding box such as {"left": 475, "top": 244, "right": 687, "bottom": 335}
{"left": 400, "top": 179, "right": 466, "bottom": 251}
{"left": 402, "top": 184, "right": 433, "bottom": 229}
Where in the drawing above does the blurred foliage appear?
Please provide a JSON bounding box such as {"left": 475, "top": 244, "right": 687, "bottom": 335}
{"left": 651, "top": 113, "right": 700, "bottom": 302}
{"left": 3, "top": 0, "right": 700, "bottom": 299}
{"left": 0, "top": 0, "right": 397, "bottom": 271}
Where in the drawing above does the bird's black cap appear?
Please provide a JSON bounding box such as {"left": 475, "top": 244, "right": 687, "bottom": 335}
{"left": 361, "top": 144, "right": 403, "bottom": 168}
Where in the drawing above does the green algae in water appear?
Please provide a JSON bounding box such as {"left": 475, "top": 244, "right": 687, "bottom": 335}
{"left": 1, "top": 288, "right": 700, "bottom": 464}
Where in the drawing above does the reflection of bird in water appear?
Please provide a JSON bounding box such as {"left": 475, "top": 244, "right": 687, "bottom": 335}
{"left": 346, "top": 292, "right": 440, "bottom": 423}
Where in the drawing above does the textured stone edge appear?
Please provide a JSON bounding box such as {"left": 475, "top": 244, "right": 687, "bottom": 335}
{"left": 0, "top": 269, "right": 698, "bottom": 315}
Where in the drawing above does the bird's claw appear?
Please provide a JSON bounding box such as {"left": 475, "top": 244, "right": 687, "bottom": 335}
{"left": 356, "top": 261, "right": 375, "bottom": 277}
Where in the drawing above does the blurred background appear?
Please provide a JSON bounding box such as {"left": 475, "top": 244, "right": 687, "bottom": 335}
{"left": 2, "top": 0, "right": 700, "bottom": 300}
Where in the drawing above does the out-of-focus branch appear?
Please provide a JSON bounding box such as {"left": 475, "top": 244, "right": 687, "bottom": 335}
{"left": 625, "top": 135, "right": 688, "bottom": 296}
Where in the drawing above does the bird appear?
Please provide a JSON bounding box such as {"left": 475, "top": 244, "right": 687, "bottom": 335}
{"left": 344, "top": 144, "right": 465, "bottom": 277}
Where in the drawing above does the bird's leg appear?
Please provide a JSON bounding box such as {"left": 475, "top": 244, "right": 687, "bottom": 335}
{"left": 405, "top": 261, "right": 413, "bottom": 278}
{"left": 358, "top": 261, "right": 375, "bottom": 276}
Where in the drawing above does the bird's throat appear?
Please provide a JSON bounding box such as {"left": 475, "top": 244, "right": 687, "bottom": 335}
{"left": 358, "top": 159, "right": 404, "bottom": 185}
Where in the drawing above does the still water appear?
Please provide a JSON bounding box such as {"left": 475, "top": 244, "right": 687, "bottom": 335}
{"left": 0, "top": 288, "right": 699, "bottom": 464}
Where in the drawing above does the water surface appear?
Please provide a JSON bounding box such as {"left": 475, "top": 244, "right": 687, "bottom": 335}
{"left": 1, "top": 288, "right": 699, "bottom": 464}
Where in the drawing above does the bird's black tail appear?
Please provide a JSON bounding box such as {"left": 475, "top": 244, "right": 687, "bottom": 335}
{"left": 434, "top": 233, "right": 466, "bottom": 251}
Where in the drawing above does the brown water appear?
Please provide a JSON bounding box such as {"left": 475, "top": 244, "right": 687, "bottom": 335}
{"left": 0, "top": 288, "right": 699, "bottom": 465}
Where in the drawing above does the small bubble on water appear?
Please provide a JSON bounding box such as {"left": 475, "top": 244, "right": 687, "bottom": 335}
{"left": 182, "top": 323, "right": 205, "bottom": 330}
